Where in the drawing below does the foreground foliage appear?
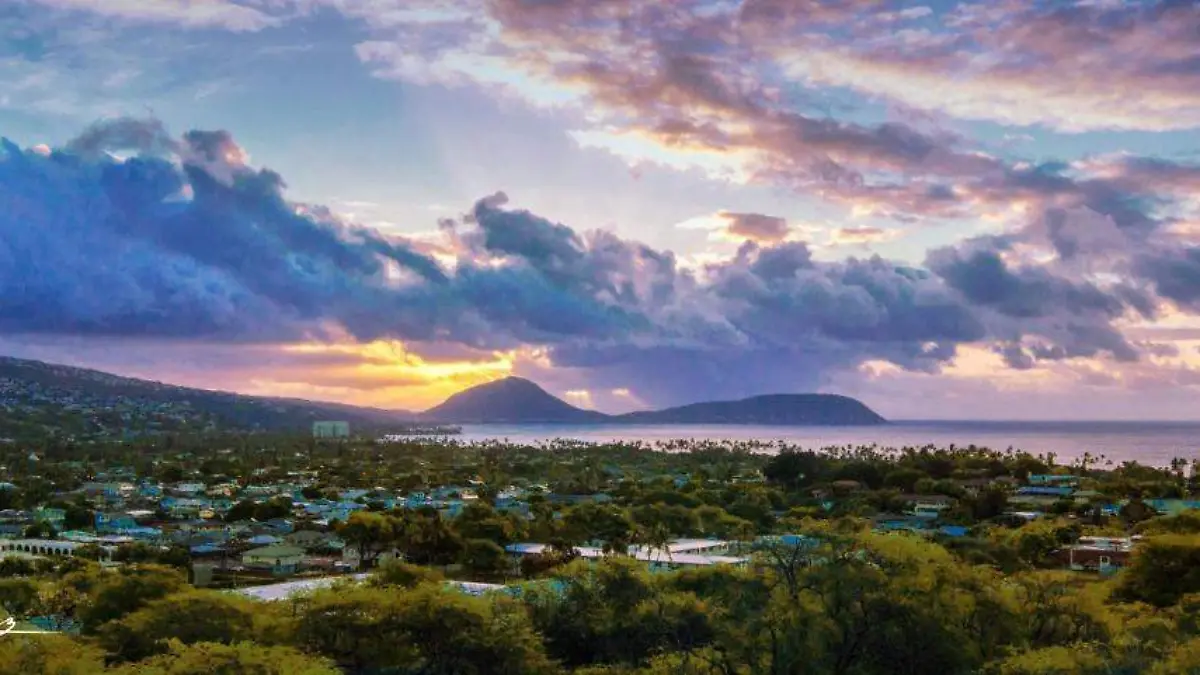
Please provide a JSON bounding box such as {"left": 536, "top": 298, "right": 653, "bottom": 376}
{"left": 4, "top": 524, "right": 1200, "bottom": 674}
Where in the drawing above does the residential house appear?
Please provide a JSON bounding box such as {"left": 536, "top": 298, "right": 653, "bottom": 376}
{"left": 504, "top": 539, "right": 748, "bottom": 572}
{"left": 898, "top": 494, "right": 957, "bottom": 518}
{"left": 285, "top": 530, "right": 342, "bottom": 552}
{"left": 242, "top": 545, "right": 306, "bottom": 575}
{"left": 1054, "top": 536, "right": 1136, "bottom": 575}
{"left": 872, "top": 513, "right": 931, "bottom": 533}
{"left": 34, "top": 508, "right": 66, "bottom": 529}
{"left": 1012, "top": 486, "right": 1076, "bottom": 506}
{"left": 138, "top": 482, "right": 163, "bottom": 499}
{"left": 1028, "top": 474, "right": 1081, "bottom": 487}
{"left": 95, "top": 512, "right": 138, "bottom": 533}
{"left": 170, "top": 482, "right": 207, "bottom": 496}
{"left": 0, "top": 509, "right": 32, "bottom": 536}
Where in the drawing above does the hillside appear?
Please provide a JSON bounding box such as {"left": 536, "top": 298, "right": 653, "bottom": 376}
{"left": 421, "top": 377, "right": 609, "bottom": 424}
{"left": 0, "top": 356, "right": 412, "bottom": 438}
{"left": 616, "top": 393, "right": 886, "bottom": 425}
{"left": 0, "top": 357, "right": 887, "bottom": 436}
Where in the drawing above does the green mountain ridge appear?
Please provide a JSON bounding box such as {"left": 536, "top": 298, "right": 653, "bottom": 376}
{"left": 0, "top": 356, "right": 411, "bottom": 438}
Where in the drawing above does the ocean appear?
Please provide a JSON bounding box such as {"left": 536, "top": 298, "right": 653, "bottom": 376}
{"left": 451, "top": 421, "right": 1200, "bottom": 467}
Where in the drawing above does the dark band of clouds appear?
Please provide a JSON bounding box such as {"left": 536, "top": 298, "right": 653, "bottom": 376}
{"left": 3, "top": 118, "right": 1200, "bottom": 406}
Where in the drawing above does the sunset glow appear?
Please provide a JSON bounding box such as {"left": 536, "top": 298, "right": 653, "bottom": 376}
{"left": 4, "top": 0, "right": 1200, "bottom": 419}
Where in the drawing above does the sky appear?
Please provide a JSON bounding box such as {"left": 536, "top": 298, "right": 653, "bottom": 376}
{"left": 4, "top": 0, "right": 1200, "bottom": 420}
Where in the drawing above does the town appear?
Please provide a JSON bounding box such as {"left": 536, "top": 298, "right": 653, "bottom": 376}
{"left": 2, "top": 425, "right": 1200, "bottom": 672}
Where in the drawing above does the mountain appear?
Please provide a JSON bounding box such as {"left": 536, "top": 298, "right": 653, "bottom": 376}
{"left": 0, "top": 356, "right": 886, "bottom": 436}
{"left": 616, "top": 393, "right": 886, "bottom": 426}
{"left": 0, "top": 356, "right": 413, "bottom": 438}
{"left": 421, "top": 377, "right": 608, "bottom": 424}
{"left": 422, "top": 377, "right": 885, "bottom": 426}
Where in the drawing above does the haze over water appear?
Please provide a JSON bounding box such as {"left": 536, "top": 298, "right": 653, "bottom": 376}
{"left": 455, "top": 421, "right": 1200, "bottom": 468}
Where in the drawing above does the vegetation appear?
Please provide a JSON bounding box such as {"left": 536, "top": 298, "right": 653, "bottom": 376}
{"left": 1, "top": 431, "right": 1199, "bottom": 673}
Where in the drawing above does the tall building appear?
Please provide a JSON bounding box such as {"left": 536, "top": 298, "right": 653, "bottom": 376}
{"left": 312, "top": 421, "right": 350, "bottom": 439}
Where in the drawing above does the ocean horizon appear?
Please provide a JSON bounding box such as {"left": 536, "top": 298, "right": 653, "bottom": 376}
{"left": 449, "top": 420, "right": 1200, "bottom": 468}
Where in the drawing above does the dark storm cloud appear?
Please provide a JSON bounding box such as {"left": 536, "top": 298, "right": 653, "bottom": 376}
{"left": 1135, "top": 247, "right": 1200, "bottom": 309}
{"left": 927, "top": 245, "right": 1128, "bottom": 320}
{"left": 925, "top": 235, "right": 1154, "bottom": 369}
{"left": 0, "top": 118, "right": 1184, "bottom": 406}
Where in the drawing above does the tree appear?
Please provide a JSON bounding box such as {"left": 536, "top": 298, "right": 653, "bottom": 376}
{"left": 98, "top": 591, "right": 259, "bottom": 662}
{"left": 23, "top": 521, "right": 56, "bottom": 539}
{"left": 295, "top": 585, "right": 555, "bottom": 674}
{"left": 1120, "top": 498, "right": 1157, "bottom": 525}
{"left": 253, "top": 497, "right": 293, "bottom": 521}
{"left": 1116, "top": 534, "right": 1200, "bottom": 607}
{"left": 62, "top": 503, "right": 95, "bottom": 531}
{"left": 0, "top": 634, "right": 106, "bottom": 675}
{"left": 970, "top": 485, "right": 1011, "bottom": 520}
{"left": 762, "top": 450, "right": 824, "bottom": 490}
{"left": 1136, "top": 511, "right": 1200, "bottom": 536}
{"left": 0, "top": 578, "right": 38, "bottom": 617}
{"left": 454, "top": 502, "right": 519, "bottom": 545}
{"left": 78, "top": 565, "right": 187, "bottom": 634}
{"left": 564, "top": 503, "right": 635, "bottom": 554}
{"left": 1013, "top": 571, "right": 1112, "bottom": 648}
{"left": 337, "top": 511, "right": 398, "bottom": 569}
{"left": 113, "top": 542, "right": 162, "bottom": 564}
{"left": 460, "top": 538, "right": 510, "bottom": 581}
{"left": 224, "top": 500, "right": 257, "bottom": 523}
{"left": 1151, "top": 637, "right": 1200, "bottom": 675}
{"left": 523, "top": 557, "right": 713, "bottom": 668}
{"left": 107, "top": 641, "right": 338, "bottom": 675}
{"left": 884, "top": 467, "right": 928, "bottom": 493}
{"left": 369, "top": 560, "right": 444, "bottom": 589}
{"left": 983, "top": 645, "right": 1108, "bottom": 675}
{"left": 987, "top": 519, "right": 1081, "bottom": 570}
{"left": 399, "top": 510, "right": 465, "bottom": 567}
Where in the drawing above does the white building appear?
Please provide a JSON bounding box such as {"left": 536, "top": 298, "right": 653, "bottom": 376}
{"left": 313, "top": 421, "right": 350, "bottom": 439}
{"left": 0, "top": 538, "right": 114, "bottom": 561}
{"left": 506, "top": 539, "right": 748, "bottom": 571}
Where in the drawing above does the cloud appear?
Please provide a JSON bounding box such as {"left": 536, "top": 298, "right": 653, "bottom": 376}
{"left": 829, "top": 226, "right": 899, "bottom": 247}
{"left": 773, "top": 1, "right": 1200, "bottom": 132}
{"left": 315, "top": 0, "right": 1200, "bottom": 252}
{"left": 26, "top": 0, "right": 282, "bottom": 31}
{"left": 4, "top": 117, "right": 1200, "bottom": 409}
{"left": 718, "top": 212, "right": 789, "bottom": 243}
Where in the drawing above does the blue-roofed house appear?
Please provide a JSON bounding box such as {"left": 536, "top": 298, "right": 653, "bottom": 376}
{"left": 34, "top": 508, "right": 66, "bottom": 529}
{"left": 1028, "top": 475, "right": 1081, "bottom": 487}
{"left": 872, "top": 513, "right": 931, "bottom": 533}
{"left": 190, "top": 543, "right": 224, "bottom": 556}
{"left": 1016, "top": 486, "right": 1076, "bottom": 498}
{"left": 138, "top": 483, "right": 163, "bottom": 499}
{"left": 95, "top": 512, "right": 138, "bottom": 533}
